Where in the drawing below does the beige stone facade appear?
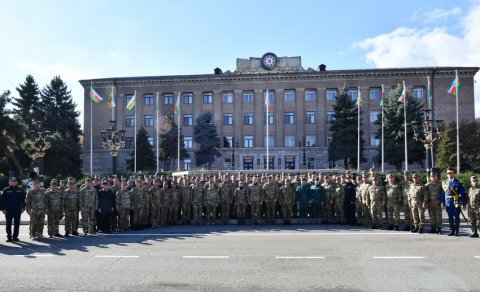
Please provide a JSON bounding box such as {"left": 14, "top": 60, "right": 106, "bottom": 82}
{"left": 80, "top": 54, "right": 478, "bottom": 173}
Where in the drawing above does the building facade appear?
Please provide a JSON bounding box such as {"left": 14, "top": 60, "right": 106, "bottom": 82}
{"left": 80, "top": 53, "right": 479, "bottom": 173}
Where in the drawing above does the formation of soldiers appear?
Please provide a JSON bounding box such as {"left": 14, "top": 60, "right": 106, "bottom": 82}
{"left": 5, "top": 167, "right": 480, "bottom": 240}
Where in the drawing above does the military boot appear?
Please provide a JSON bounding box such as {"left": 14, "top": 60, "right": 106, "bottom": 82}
{"left": 393, "top": 225, "right": 399, "bottom": 231}
{"left": 411, "top": 226, "right": 419, "bottom": 233}
{"left": 417, "top": 227, "right": 424, "bottom": 234}
{"left": 403, "top": 224, "right": 411, "bottom": 231}
{"left": 437, "top": 228, "right": 442, "bottom": 234}
{"left": 469, "top": 228, "right": 479, "bottom": 238}
{"left": 454, "top": 222, "right": 460, "bottom": 236}
{"left": 447, "top": 222, "right": 455, "bottom": 236}
{"left": 387, "top": 224, "right": 394, "bottom": 230}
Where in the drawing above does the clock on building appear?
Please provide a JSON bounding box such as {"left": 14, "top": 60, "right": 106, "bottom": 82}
{"left": 261, "top": 52, "right": 277, "bottom": 70}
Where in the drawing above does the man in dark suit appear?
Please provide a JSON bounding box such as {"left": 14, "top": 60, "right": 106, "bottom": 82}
{"left": 0, "top": 177, "right": 26, "bottom": 242}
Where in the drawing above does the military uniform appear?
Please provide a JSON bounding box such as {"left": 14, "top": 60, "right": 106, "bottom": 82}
{"left": 116, "top": 189, "right": 132, "bottom": 230}
{"left": 168, "top": 187, "right": 179, "bottom": 224}
{"left": 130, "top": 186, "right": 144, "bottom": 229}
{"left": 79, "top": 185, "right": 98, "bottom": 234}
{"left": 179, "top": 184, "right": 192, "bottom": 224}
{"left": 149, "top": 185, "right": 162, "bottom": 227}
{"left": 408, "top": 175, "right": 429, "bottom": 233}
{"left": 63, "top": 187, "right": 80, "bottom": 236}
{"left": 384, "top": 181, "right": 401, "bottom": 230}
{"left": 310, "top": 182, "right": 324, "bottom": 224}
{"left": 443, "top": 169, "right": 465, "bottom": 236}
{"left": 368, "top": 183, "right": 386, "bottom": 229}
{"left": 279, "top": 182, "right": 296, "bottom": 224}
{"left": 467, "top": 176, "right": 480, "bottom": 237}
{"left": 26, "top": 187, "right": 46, "bottom": 239}
{"left": 248, "top": 182, "right": 263, "bottom": 224}
{"left": 45, "top": 185, "right": 63, "bottom": 237}
{"left": 234, "top": 185, "right": 248, "bottom": 223}
{"left": 191, "top": 183, "right": 204, "bottom": 225}
{"left": 399, "top": 178, "right": 414, "bottom": 230}
{"left": 204, "top": 183, "right": 219, "bottom": 224}
{"left": 359, "top": 181, "right": 372, "bottom": 227}
{"left": 263, "top": 180, "right": 278, "bottom": 224}
{"left": 160, "top": 187, "right": 170, "bottom": 226}
{"left": 219, "top": 181, "right": 234, "bottom": 224}
{"left": 334, "top": 183, "right": 345, "bottom": 224}
{"left": 425, "top": 178, "right": 444, "bottom": 233}
{"left": 297, "top": 182, "right": 311, "bottom": 223}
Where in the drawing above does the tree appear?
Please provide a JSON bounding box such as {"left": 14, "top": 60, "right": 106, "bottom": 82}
{"left": 375, "top": 86, "right": 424, "bottom": 170}
{"left": 158, "top": 114, "right": 189, "bottom": 167}
{"left": 193, "top": 112, "right": 221, "bottom": 169}
{"left": 328, "top": 87, "right": 365, "bottom": 169}
{"left": 436, "top": 122, "right": 457, "bottom": 171}
{"left": 12, "top": 75, "right": 41, "bottom": 131}
{"left": 127, "top": 127, "right": 156, "bottom": 171}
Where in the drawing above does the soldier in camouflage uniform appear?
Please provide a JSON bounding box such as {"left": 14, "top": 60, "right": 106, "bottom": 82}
{"left": 425, "top": 172, "right": 444, "bottom": 234}
{"left": 310, "top": 178, "right": 324, "bottom": 224}
{"left": 322, "top": 175, "right": 335, "bottom": 224}
{"left": 368, "top": 176, "right": 386, "bottom": 229}
{"left": 169, "top": 182, "right": 179, "bottom": 225}
{"left": 409, "top": 173, "right": 429, "bottom": 233}
{"left": 248, "top": 176, "right": 264, "bottom": 224}
{"left": 160, "top": 181, "right": 170, "bottom": 226}
{"left": 140, "top": 181, "right": 151, "bottom": 228}
{"left": 385, "top": 174, "right": 401, "bottom": 230}
{"left": 204, "top": 181, "right": 219, "bottom": 225}
{"left": 355, "top": 177, "right": 364, "bottom": 226}
{"left": 179, "top": 178, "right": 192, "bottom": 224}
{"left": 219, "top": 176, "right": 234, "bottom": 224}
{"left": 360, "top": 174, "right": 372, "bottom": 227}
{"left": 130, "top": 180, "right": 144, "bottom": 229}
{"left": 234, "top": 180, "right": 248, "bottom": 224}
{"left": 279, "top": 179, "right": 296, "bottom": 224}
{"left": 263, "top": 176, "right": 278, "bottom": 224}
{"left": 116, "top": 181, "right": 132, "bottom": 231}
{"left": 79, "top": 178, "right": 98, "bottom": 235}
{"left": 467, "top": 176, "right": 480, "bottom": 238}
{"left": 26, "top": 180, "right": 46, "bottom": 239}
{"left": 297, "top": 178, "right": 311, "bottom": 224}
{"left": 399, "top": 171, "right": 414, "bottom": 231}
{"left": 191, "top": 178, "right": 204, "bottom": 225}
{"left": 110, "top": 177, "right": 121, "bottom": 231}
{"left": 149, "top": 179, "right": 162, "bottom": 227}
{"left": 334, "top": 176, "right": 345, "bottom": 224}
{"left": 63, "top": 178, "right": 80, "bottom": 236}
{"left": 45, "top": 179, "right": 63, "bottom": 237}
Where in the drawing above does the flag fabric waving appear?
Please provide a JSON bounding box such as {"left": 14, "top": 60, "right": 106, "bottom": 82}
{"left": 126, "top": 92, "right": 137, "bottom": 110}
{"left": 108, "top": 87, "right": 116, "bottom": 109}
{"left": 448, "top": 75, "right": 460, "bottom": 95}
{"left": 398, "top": 83, "right": 406, "bottom": 104}
{"left": 174, "top": 93, "right": 181, "bottom": 114}
{"left": 265, "top": 90, "right": 273, "bottom": 112}
{"left": 356, "top": 87, "right": 363, "bottom": 107}
{"left": 89, "top": 86, "right": 103, "bottom": 104}
{"left": 380, "top": 84, "right": 384, "bottom": 107}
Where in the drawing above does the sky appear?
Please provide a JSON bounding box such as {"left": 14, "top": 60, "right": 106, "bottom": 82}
{"left": 1, "top": 0, "right": 479, "bottom": 129}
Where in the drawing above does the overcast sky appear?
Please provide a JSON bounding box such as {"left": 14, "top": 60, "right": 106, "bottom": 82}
{"left": 1, "top": 0, "right": 478, "bottom": 128}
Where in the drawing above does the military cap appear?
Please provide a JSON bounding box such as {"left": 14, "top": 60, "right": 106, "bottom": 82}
{"left": 155, "top": 172, "right": 161, "bottom": 176}
{"left": 315, "top": 177, "right": 319, "bottom": 181}
{"left": 102, "top": 179, "right": 109, "bottom": 184}
{"left": 471, "top": 176, "right": 478, "bottom": 181}
{"left": 50, "top": 179, "right": 58, "bottom": 185}
{"left": 403, "top": 171, "right": 410, "bottom": 175}
{"left": 387, "top": 173, "right": 394, "bottom": 178}
{"left": 429, "top": 172, "right": 437, "bottom": 177}
{"left": 446, "top": 168, "right": 455, "bottom": 174}
{"left": 369, "top": 167, "right": 376, "bottom": 172}
{"left": 85, "top": 178, "right": 92, "bottom": 183}
{"left": 8, "top": 177, "right": 17, "bottom": 181}
{"left": 412, "top": 173, "right": 419, "bottom": 178}
{"left": 372, "top": 175, "right": 379, "bottom": 180}
{"left": 67, "top": 177, "right": 75, "bottom": 183}
{"left": 362, "top": 173, "right": 368, "bottom": 178}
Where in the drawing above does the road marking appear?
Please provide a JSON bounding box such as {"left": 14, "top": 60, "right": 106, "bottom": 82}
{"left": 276, "top": 256, "right": 325, "bottom": 259}
{"left": 182, "top": 256, "right": 230, "bottom": 259}
{"left": 103, "top": 232, "right": 418, "bottom": 237}
{"left": 13, "top": 254, "right": 55, "bottom": 258}
{"left": 474, "top": 256, "right": 480, "bottom": 259}
{"left": 372, "top": 256, "right": 425, "bottom": 259}
{"left": 94, "top": 255, "right": 139, "bottom": 258}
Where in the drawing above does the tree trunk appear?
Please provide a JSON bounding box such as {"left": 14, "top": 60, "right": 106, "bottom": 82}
{"left": 7, "top": 148, "right": 25, "bottom": 178}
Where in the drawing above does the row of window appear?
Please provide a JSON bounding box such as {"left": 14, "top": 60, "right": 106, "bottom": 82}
{"left": 126, "top": 86, "right": 427, "bottom": 107}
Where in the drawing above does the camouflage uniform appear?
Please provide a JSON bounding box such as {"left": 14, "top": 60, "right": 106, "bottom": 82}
{"left": 168, "top": 187, "right": 179, "bottom": 224}
{"left": 79, "top": 186, "right": 98, "bottom": 234}
{"left": 425, "top": 179, "right": 444, "bottom": 233}
{"left": 360, "top": 181, "right": 372, "bottom": 227}
{"left": 131, "top": 187, "right": 144, "bottom": 229}
{"left": 399, "top": 180, "right": 414, "bottom": 229}
{"left": 263, "top": 180, "right": 278, "bottom": 224}
{"left": 368, "top": 183, "right": 386, "bottom": 228}
{"left": 179, "top": 185, "right": 192, "bottom": 224}
{"left": 408, "top": 179, "right": 429, "bottom": 232}
{"left": 45, "top": 187, "right": 63, "bottom": 236}
{"left": 234, "top": 185, "right": 248, "bottom": 222}
{"left": 468, "top": 183, "right": 480, "bottom": 237}
{"left": 334, "top": 183, "right": 345, "bottom": 223}
{"left": 26, "top": 188, "right": 46, "bottom": 238}
{"left": 385, "top": 182, "right": 401, "bottom": 228}
{"left": 149, "top": 186, "right": 162, "bottom": 227}
{"left": 279, "top": 182, "right": 296, "bottom": 223}
{"left": 160, "top": 188, "right": 170, "bottom": 226}
{"left": 248, "top": 182, "right": 264, "bottom": 224}
{"left": 63, "top": 188, "right": 80, "bottom": 235}
{"left": 110, "top": 183, "right": 121, "bottom": 230}
{"left": 322, "top": 181, "right": 335, "bottom": 223}
{"left": 141, "top": 187, "right": 151, "bottom": 227}
{"left": 204, "top": 183, "right": 219, "bottom": 224}
{"left": 191, "top": 183, "right": 204, "bottom": 225}
{"left": 355, "top": 182, "right": 364, "bottom": 225}
{"left": 116, "top": 189, "right": 132, "bottom": 230}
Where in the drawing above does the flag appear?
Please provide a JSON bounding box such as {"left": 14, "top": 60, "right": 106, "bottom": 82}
{"left": 89, "top": 86, "right": 103, "bottom": 104}
{"left": 398, "top": 83, "right": 406, "bottom": 104}
{"left": 108, "top": 87, "right": 116, "bottom": 109}
{"left": 380, "top": 84, "right": 384, "bottom": 107}
{"left": 427, "top": 76, "right": 432, "bottom": 101}
{"left": 174, "top": 93, "right": 180, "bottom": 114}
{"left": 448, "top": 75, "right": 460, "bottom": 95}
{"left": 265, "top": 90, "right": 273, "bottom": 111}
{"left": 126, "top": 92, "right": 136, "bottom": 110}
{"left": 356, "top": 87, "right": 363, "bottom": 107}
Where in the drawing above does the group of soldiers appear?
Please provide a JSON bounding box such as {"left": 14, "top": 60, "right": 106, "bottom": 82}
{"left": 2, "top": 167, "right": 480, "bottom": 241}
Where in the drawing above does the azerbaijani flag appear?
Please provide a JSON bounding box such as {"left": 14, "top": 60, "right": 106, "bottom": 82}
{"left": 265, "top": 90, "right": 272, "bottom": 111}
{"left": 108, "top": 87, "right": 116, "bottom": 109}
{"left": 174, "top": 93, "right": 180, "bottom": 114}
{"left": 448, "top": 75, "right": 460, "bottom": 96}
{"left": 89, "top": 86, "right": 103, "bottom": 104}
{"left": 398, "top": 82, "right": 406, "bottom": 104}
{"left": 126, "top": 92, "right": 136, "bottom": 110}
{"left": 427, "top": 76, "right": 432, "bottom": 101}
{"left": 380, "top": 84, "right": 384, "bottom": 107}
{"left": 356, "top": 87, "right": 363, "bottom": 108}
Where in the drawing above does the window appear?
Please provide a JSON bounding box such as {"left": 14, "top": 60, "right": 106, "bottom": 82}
{"left": 284, "top": 90, "right": 295, "bottom": 102}
{"left": 144, "top": 93, "right": 154, "bottom": 105}
{"left": 183, "top": 114, "right": 193, "bottom": 126}
{"left": 203, "top": 92, "right": 213, "bottom": 104}
{"left": 371, "top": 135, "right": 380, "bottom": 146}
{"left": 305, "top": 135, "right": 316, "bottom": 147}
{"left": 307, "top": 157, "right": 315, "bottom": 169}
{"left": 244, "top": 136, "right": 253, "bottom": 148}
{"left": 184, "top": 159, "right": 191, "bottom": 171}
{"left": 326, "top": 89, "right": 337, "bottom": 101}
{"left": 266, "top": 91, "right": 275, "bottom": 104}
{"left": 243, "top": 91, "right": 254, "bottom": 103}
{"left": 265, "top": 137, "right": 275, "bottom": 147}
{"left": 413, "top": 87, "right": 424, "bottom": 99}
{"left": 183, "top": 92, "right": 193, "bottom": 104}
{"left": 144, "top": 115, "right": 154, "bottom": 127}
{"left": 327, "top": 112, "right": 336, "bottom": 124}
{"left": 305, "top": 90, "right": 316, "bottom": 101}
{"left": 125, "top": 94, "right": 134, "bottom": 106}
{"left": 224, "top": 136, "right": 233, "bottom": 147}
{"left": 370, "top": 88, "right": 380, "bottom": 100}
{"left": 306, "top": 112, "right": 316, "bottom": 124}
{"left": 164, "top": 93, "right": 173, "bottom": 105}
{"left": 370, "top": 111, "right": 379, "bottom": 123}
{"left": 264, "top": 112, "right": 274, "bottom": 125}
{"left": 124, "top": 137, "right": 134, "bottom": 149}
{"left": 348, "top": 88, "right": 358, "bottom": 101}
{"left": 243, "top": 157, "right": 254, "bottom": 170}
{"left": 147, "top": 137, "right": 154, "bottom": 147}
{"left": 244, "top": 113, "right": 254, "bottom": 125}
{"left": 184, "top": 136, "right": 193, "bottom": 149}
{"left": 223, "top": 92, "right": 233, "bottom": 103}
{"left": 223, "top": 113, "right": 233, "bottom": 125}
{"left": 285, "top": 112, "right": 294, "bottom": 125}
{"left": 125, "top": 115, "right": 135, "bottom": 128}
{"left": 284, "top": 136, "right": 295, "bottom": 147}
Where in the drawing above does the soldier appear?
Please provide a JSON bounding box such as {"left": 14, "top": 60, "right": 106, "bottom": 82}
{"left": 63, "top": 178, "right": 80, "bottom": 236}
{"left": 140, "top": 181, "right": 151, "bottom": 228}
{"left": 344, "top": 176, "right": 357, "bottom": 225}
{"left": 191, "top": 178, "right": 205, "bottom": 225}
{"left": 322, "top": 175, "right": 335, "bottom": 224}
{"left": 110, "top": 177, "right": 121, "bottom": 231}
{"left": 399, "top": 171, "right": 414, "bottom": 231}
{"left": 160, "top": 181, "right": 170, "bottom": 226}
{"left": 263, "top": 176, "right": 278, "bottom": 224}
{"left": 204, "top": 181, "right": 219, "bottom": 225}
{"left": 355, "top": 177, "right": 364, "bottom": 226}
{"left": 310, "top": 178, "right": 324, "bottom": 224}
{"left": 45, "top": 179, "right": 63, "bottom": 238}
{"left": 116, "top": 181, "right": 132, "bottom": 231}
{"left": 0, "top": 177, "right": 26, "bottom": 242}
{"left": 219, "top": 176, "right": 234, "bottom": 224}
{"left": 360, "top": 174, "right": 372, "bottom": 228}
{"left": 79, "top": 178, "right": 98, "bottom": 235}
{"left": 409, "top": 173, "right": 429, "bottom": 233}
{"left": 130, "top": 180, "right": 144, "bottom": 230}
{"left": 385, "top": 174, "right": 401, "bottom": 230}
{"left": 368, "top": 176, "right": 386, "bottom": 229}
{"left": 279, "top": 179, "right": 296, "bottom": 224}
{"left": 169, "top": 182, "right": 179, "bottom": 225}
{"left": 97, "top": 180, "right": 115, "bottom": 233}
{"left": 234, "top": 180, "right": 248, "bottom": 224}
{"left": 25, "top": 180, "right": 46, "bottom": 239}
{"left": 425, "top": 172, "right": 444, "bottom": 234}
{"left": 334, "top": 176, "right": 346, "bottom": 224}
{"left": 150, "top": 179, "right": 162, "bottom": 227}
{"left": 297, "top": 178, "right": 311, "bottom": 224}
{"left": 248, "top": 176, "right": 264, "bottom": 224}
{"left": 179, "top": 178, "right": 192, "bottom": 224}
{"left": 467, "top": 176, "right": 480, "bottom": 238}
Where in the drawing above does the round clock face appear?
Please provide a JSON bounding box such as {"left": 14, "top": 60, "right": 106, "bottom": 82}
{"left": 262, "top": 53, "right": 277, "bottom": 70}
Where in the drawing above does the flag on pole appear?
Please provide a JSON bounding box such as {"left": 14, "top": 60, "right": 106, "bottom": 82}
{"left": 448, "top": 74, "right": 460, "bottom": 95}
{"left": 108, "top": 87, "right": 116, "bottom": 109}
{"left": 356, "top": 87, "right": 363, "bottom": 107}
{"left": 380, "top": 84, "right": 384, "bottom": 107}
{"left": 126, "top": 92, "right": 137, "bottom": 110}
{"left": 265, "top": 91, "right": 273, "bottom": 111}
{"left": 427, "top": 76, "right": 432, "bottom": 101}
{"left": 398, "top": 83, "right": 406, "bottom": 104}
{"left": 89, "top": 86, "right": 103, "bottom": 103}
{"left": 174, "top": 93, "right": 181, "bottom": 114}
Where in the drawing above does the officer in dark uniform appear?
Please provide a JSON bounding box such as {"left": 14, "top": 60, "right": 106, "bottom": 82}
{"left": 442, "top": 168, "right": 465, "bottom": 236}
{"left": 0, "top": 177, "right": 26, "bottom": 242}
{"left": 344, "top": 175, "right": 357, "bottom": 225}
{"left": 97, "top": 180, "right": 115, "bottom": 233}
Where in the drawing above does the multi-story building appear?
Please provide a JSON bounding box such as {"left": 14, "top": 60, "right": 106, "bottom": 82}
{"left": 80, "top": 53, "right": 478, "bottom": 173}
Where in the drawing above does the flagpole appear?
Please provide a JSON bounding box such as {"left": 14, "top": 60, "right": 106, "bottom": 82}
{"left": 381, "top": 84, "right": 384, "bottom": 173}
{"left": 111, "top": 86, "right": 114, "bottom": 121}
{"left": 455, "top": 70, "right": 460, "bottom": 172}
{"left": 134, "top": 90, "right": 137, "bottom": 173}
{"left": 427, "top": 76, "right": 434, "bottom": 168}
{"left": 90, "top": 83, "right": 93, "bottom": 175}
{"left": 156, "top": 92, "right": 159, "bottom": 173}
{"left": 177, "top": 93, "right": 181, "bottom": 172}
{"left": 266, "top": 89, "right": 269, "bottom": 171}
{"left": 403, "top": 81, "right": 408, "bottom": 172}
{"left": 357, "top": 87, "right": 361, "bottom": 172}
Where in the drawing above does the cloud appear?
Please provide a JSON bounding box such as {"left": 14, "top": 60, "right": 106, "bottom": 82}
{"left": 356, "top": 3, "right": 480, "bottom": 116}
{"left": 424, "top": 7, "right": 462, "bottom": 23}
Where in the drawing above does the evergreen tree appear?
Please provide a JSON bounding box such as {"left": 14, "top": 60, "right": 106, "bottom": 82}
{"left": 127, "top": 127, "right": 156, "bottom": 171}
{"left": 158, "top": 114, "right": 189, "bottom": 165}
{"left": 436, "top": 122, "right": 456, "bottom": 171}
{"left": 458, "top": 120, "right": 480, "bottom": 171}
{"left": 328, "top": 87, "right": 365, "bottom": 169}
{"left": 12, "top": 75, "right": 41, "bottom": 131}
{"left": 375, "top": 86, "right": 424, "bottom": 170}
{"left": 193, "top": 112, "right": 221, "bottom": 169}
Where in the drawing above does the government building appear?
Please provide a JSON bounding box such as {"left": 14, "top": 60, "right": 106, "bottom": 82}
{"left": 80, "top": 53, "right": 478, "bottom": 173}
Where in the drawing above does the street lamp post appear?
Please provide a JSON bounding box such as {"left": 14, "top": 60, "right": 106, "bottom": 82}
{"left": 298, "top": 137, "right": 311, "bottom": 169}
{"left": 229, "top": 141, "right": 239, "bottom": 170}
{"left": 411, "top": 109, "right": 443, "bottom": 172}
{"left": 30, "top": 121, "right": 51, "bottom": 176}
{"left": 100, "top": 120, "right": 126, "bottom": 174}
